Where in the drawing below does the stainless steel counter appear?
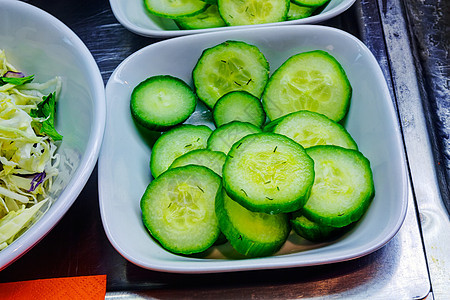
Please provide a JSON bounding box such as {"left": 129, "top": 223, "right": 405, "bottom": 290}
{"left": 0, "top": 0, "right": 448, "bottom": 298}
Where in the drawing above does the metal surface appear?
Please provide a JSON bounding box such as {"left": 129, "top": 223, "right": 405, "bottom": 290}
{"left": 0, "top": 0, "right": 447, "bottom": 298}
{"left": 375, "top": 0, "right": 450, "bottom": 298}
{"left": 403, "top": 0, "right": 449, "bottom": 212}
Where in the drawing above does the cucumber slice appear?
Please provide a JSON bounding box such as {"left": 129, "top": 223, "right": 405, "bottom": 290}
{"left": 291, "top": 211, "right": 349, "bottom": 242}
{"left": 141, "top": 165, "right": 221, "bottom": 255}
{"left": 303, "top": 146, "right": 375, "bottom": 227}
{"left": 169, "top": 149, "right": 226, "bottom": 176}
{"left": 207, "top": 121, "right": 261, "bottom": 155}
{"left": 150, "top": 124, "right": 212, "bottom": 178}
{"left": 287, "top": 2, "right": 316, "bottom": 20}
{"left": 223, "top": 132, "right": 315, "bottom": 214}
{"left": 201, "top": 0, "right": 217, "bottom": 4}
{"left": 291, "top": 0, "right": 329, "bottom": 7}
{"left": 193, "top": 40, "right": 269, "bottom": 109}
{"left": 130, "top": 75, "right": 197, "bottom": 131}
{"left": 213, "top": 91, "right": 266, "bottom": 128}
{"left": 218, "top": 0, "right": 290, "bottom": 26}
{"left": 216, "top": 188, "right": 290, "bottom": 257}
{"left": 176, "top": 5, "right": 226, "bottom": 30}
{"left": 262, "top": 50, "right": 352, "bottom": 122}
{"left": 144, "top": 0, "right": 208, "bottom": 19}
{"left": 265, "top": 110, "right": 358, "bottom": 149}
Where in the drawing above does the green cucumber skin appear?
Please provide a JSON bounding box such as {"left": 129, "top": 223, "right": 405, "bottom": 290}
{"left": 290, "top": 211, "right": 350, "bottom": 242}
{"left": 175, "top": 5, "right": 226, "bottom": 30}
{"left": 169, "top": 148, "right": 226, "bottom": 176}
{"left": 265, "top": 110, "right": 358, "bottom": 150}
{"left": 224, "top": 179, "right": 312, "bottom": 215}
{"left": 222, "top": 132, "right": 315, "bottom": 214}
{"left": 213, "top": 231, "right": 228, "bottom": 245}
{"left": 262, "top": 115, "right": 285, "bottom": 133}
{"left": 144, "top": 0, "right": 208, "bottom": 19}
{"left": 262, "top": 50, "right": 352, "bottom": 122}
{"left": 287, "top": 2, "right": 316, "bottom": 20}
{"left": 213, "top": 91, "right": 266, "bottom": 128}
{"left": 216, "top": 187, "right": 290, "bottom": 257}
{"left": 291, "top": 0, "right": 329, "bottom": 7}
{"left": 141, "top": 165, "right": 221, "bottom": 255}
{"left": 130, "top": 75, "right": 197, "bottom": 131}
{"left": 207, "top": 121, "right": 262, "bottom": 155}
{"left": 150, "top": 124, "right": 213, "bottom": 178}
{"left": 218, "top": 0, "right": 290, "bottom": 26}
{"left": 302, "top": 146, "right": 375, "bottom": 228}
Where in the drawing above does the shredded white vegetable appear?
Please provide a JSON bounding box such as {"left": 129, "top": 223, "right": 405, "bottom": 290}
{"left": 0, "top": 49, "right": 61, "bottom": 249}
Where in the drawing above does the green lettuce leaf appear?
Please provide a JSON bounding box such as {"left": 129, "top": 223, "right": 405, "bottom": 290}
{"left": 30, "top": 92, "right": 63, "bottom": 141}
{"left": 0, "top": 74, "right": 34, "bottom": 86}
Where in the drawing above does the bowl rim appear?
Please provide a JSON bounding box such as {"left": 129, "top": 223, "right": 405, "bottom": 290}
{"left": 0, "top": 0, "right": 106, "bottom": 271}
{"left": 100, "top": 24, "right": 409, "bottom": 273}
{"left": 109, "top": 0, "right": 357, "bottom": 37}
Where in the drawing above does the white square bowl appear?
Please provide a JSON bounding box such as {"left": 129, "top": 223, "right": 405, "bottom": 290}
{"left": 100, "top": 25, "right": 408, "bottom": 273}
{"left": 110, "top": 0, "right": 357, "bottom": 37}
{"left": 0, "top": 0, "right": 105, "bottom": 270}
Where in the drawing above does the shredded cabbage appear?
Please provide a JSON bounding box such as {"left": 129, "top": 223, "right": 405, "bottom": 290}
{"left": 0, "top": 49, "right": 62, "bottom": 250}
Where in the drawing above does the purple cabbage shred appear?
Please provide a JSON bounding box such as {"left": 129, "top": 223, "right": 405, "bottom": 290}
{"left": 4, "top": 71, "right": 25, "bottom": 78}
{"left": 28, "top": 171, "right": 46, "bottom": 192}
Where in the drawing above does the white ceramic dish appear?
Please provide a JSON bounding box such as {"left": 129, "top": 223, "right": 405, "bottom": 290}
{"left": 110, "top": 0, "right": 357, "bottom": 37}
{"left": 0, "top": 0, "right": 105, "bottom": 270}
{"left": 100, "top": 25, "right": 408, "bottom": 273}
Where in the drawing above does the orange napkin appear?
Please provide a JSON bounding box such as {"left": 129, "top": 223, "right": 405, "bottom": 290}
{"left": 0, "top": 275, "right": 106, "bottom": 300}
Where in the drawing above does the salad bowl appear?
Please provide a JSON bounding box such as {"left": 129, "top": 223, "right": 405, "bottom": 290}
{"left": 100, "top": 25, "right": 408, "bottom": 273}
{"left": 109, "top": 0, "right": 357, "bottom": 37}
{"left": 0, "top": 0, "right": 105, "bottom": 270}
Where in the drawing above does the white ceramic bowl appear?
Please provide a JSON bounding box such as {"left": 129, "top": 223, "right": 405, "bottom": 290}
{"left": 0, "top": 0, "right": 105, "bottom": 270}
{"left": 100, "top": 25, "right": 408, "bottom": 273}
{"left": 110, "top": 0, "right": 357, "bottom": 37}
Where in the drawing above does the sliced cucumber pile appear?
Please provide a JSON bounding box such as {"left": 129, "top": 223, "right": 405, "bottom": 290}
{"left": 143, "top": 1, "right": 330, "bottom": 30}
{"left": 133, "top": 40, "right": 375, "bottom": 257}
